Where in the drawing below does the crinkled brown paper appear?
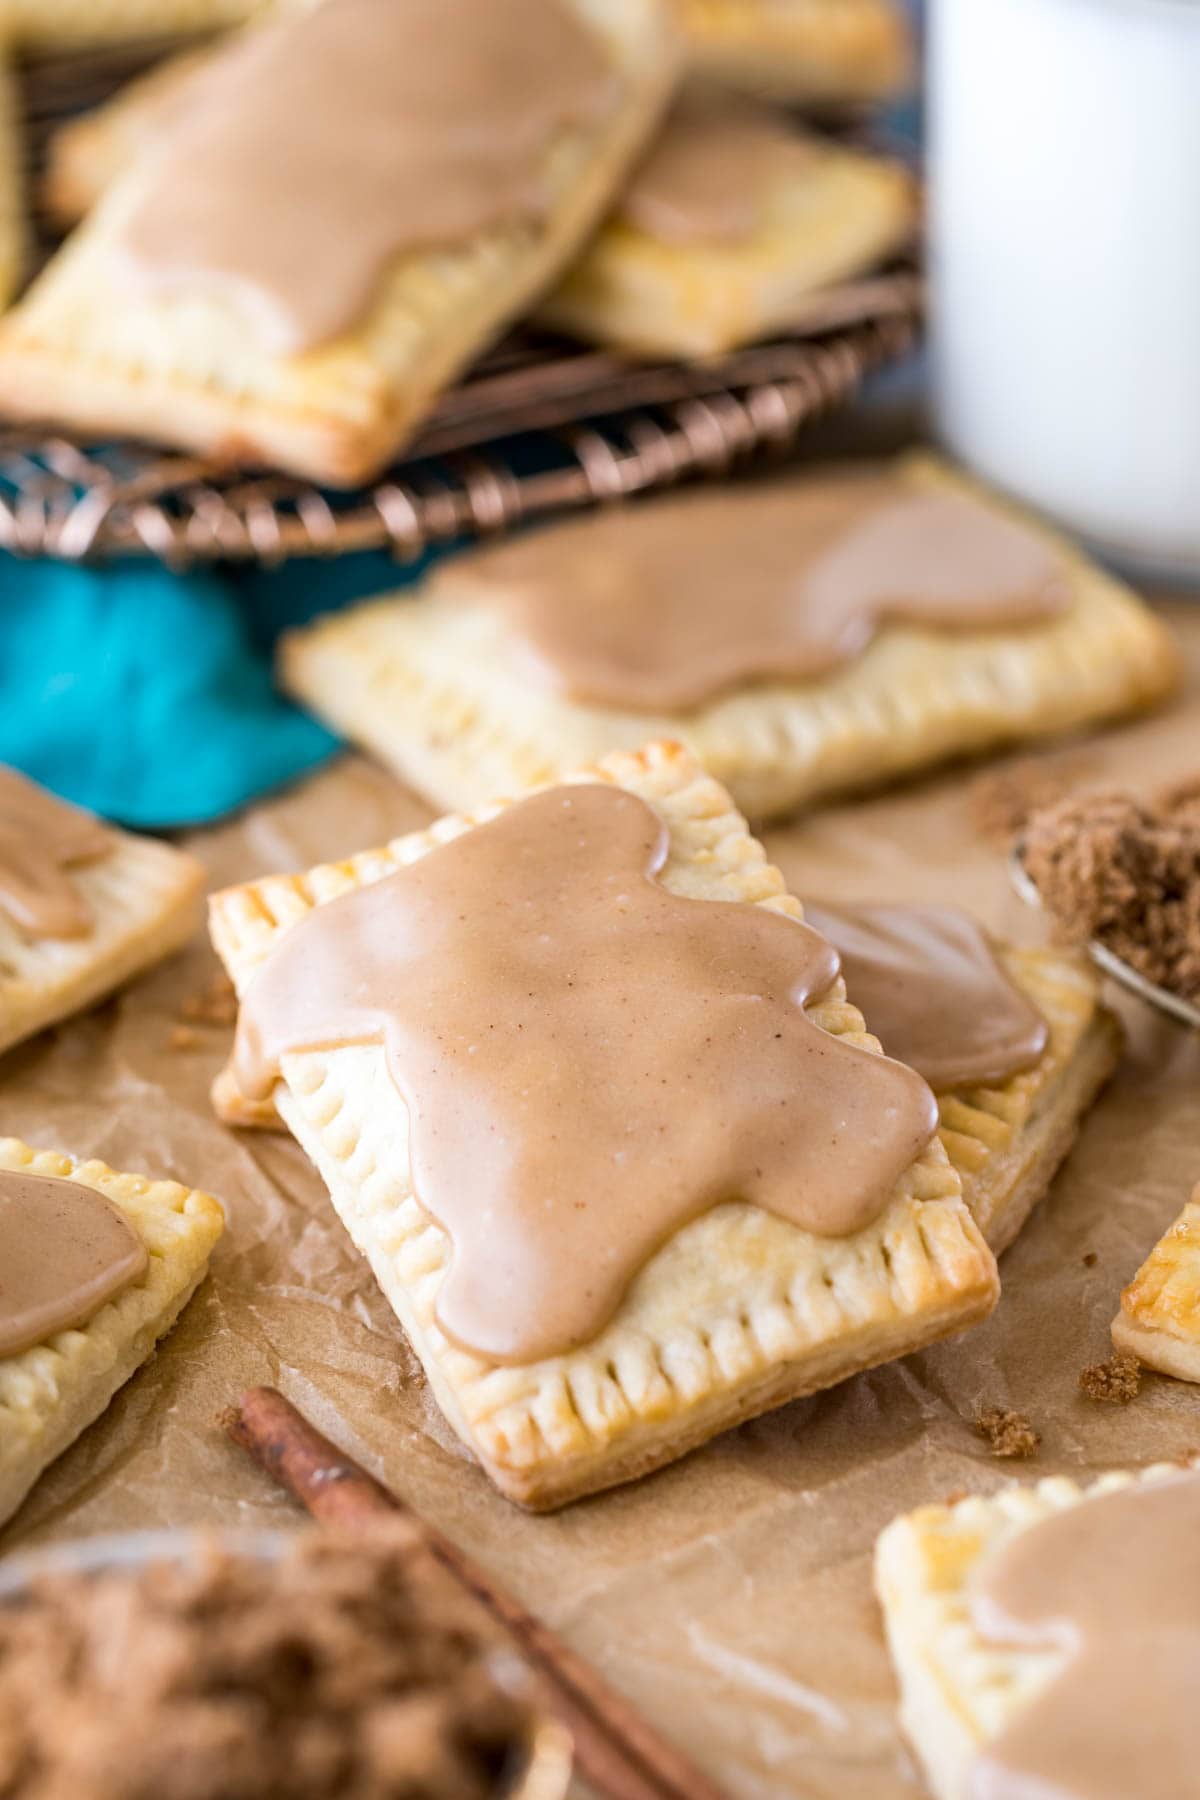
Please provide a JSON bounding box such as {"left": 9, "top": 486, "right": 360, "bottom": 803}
{"left": 2, "top": 603, "right": 1198, "bottom": 1800}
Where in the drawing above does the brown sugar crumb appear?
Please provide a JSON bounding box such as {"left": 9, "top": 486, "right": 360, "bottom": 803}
{"left": 1021, "top": 786, "right": 1200, "bottom": 1003}
{"left": 1079, "top": 1351, "right": 1142, "bottom": 1404}
{"left": 968, "top": 753, "right": 1093, "bottom": 849}
{"left": 976, "top": 1406, "right": 1040, "bottom": 1459}
{"left": 181, "top": 971, "right": 238, "bottom": 1028}
{"left": 0, "top": 1525, "right": 530, "bottom": 1800}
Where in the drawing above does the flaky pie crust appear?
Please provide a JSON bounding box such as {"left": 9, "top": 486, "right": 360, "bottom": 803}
{"left": 0, "top": 1137, "right": 224, "bottom": 1529}
{"left": 279, "top": 455, "right": 1181, "bottom": 825}
{"left": 873, "top": 1463, "right": 1190, "bottom": 1800}
{"left": 209, "top": 740, "right": 998, "bottom": 1511}
{"left": 0, "top": 0, "right": 679, "bottom": 485}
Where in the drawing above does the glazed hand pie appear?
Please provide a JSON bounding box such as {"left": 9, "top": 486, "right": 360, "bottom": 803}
{"left": 1111, "top": 1183, "right": 1200, "bottom": 1380}
{"left": 209, "top": 741, "right": 998, "bottom": 1509}
{"left": 875, "top": 1463, "right": 1200, "bottom": 1800}
{"left": 279, "top": 455, "right": 1181, "bottom": 825}
{"left": 2, "top": 0, "right": 271, "bottom": 47}
{"left": 538, "top": 89, "right": 915, "bottom": 359}
{"left": 678, "top": 0, "right": 912, "bottom": 105}
{"left": 0, "top": 1137, "right": 224, "bottom": 1528}
{"left": 805, "top": 905, "right": 1121, "bottom": 1254}
{"left": 0, "top": 0, "right": 678, "bottom": 485}
{"left": 0, "top": 765, "right": 204, "bottom": 1059}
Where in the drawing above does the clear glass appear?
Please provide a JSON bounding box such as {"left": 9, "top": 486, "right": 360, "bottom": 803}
{"left": 928, "top": 0, "right": 1200, "bottom": 578}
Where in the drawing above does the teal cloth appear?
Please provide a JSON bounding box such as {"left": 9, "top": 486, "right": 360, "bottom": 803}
{"left": 0, "top": 550, "right": 422, "bottom": 829}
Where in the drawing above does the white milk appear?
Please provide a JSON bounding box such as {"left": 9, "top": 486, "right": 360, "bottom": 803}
{"left": 928, "top": 0, "right": 1200, "bottom": 576}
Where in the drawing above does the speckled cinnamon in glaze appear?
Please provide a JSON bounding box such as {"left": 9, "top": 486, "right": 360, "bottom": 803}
{"left": 232, "top": 783, "right": 938, "bottom": 1364}
{"left": 0, "top": 1168, "right": 147, "bottom": 1357}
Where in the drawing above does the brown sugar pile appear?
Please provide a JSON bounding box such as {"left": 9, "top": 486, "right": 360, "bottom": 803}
{"left": 1079, "top": 1351, "right": 1142, "bottom": 1405}
{"left": 0, "top": 1526, "right": 529, "bottom": 1800}
{"left": 1021, "top": 785, "right": 1200, "bottom": 1003}
{"left": 975, "top": 1406, "right": 1040, "bottom": 1459}
{"left": 968, "top": 752, "right": 1095, "bottom": 849}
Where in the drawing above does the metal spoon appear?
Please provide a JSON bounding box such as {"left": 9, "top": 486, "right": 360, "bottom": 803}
{"left": 1009, "top": 843, "right": 1200, "bottom": 1031}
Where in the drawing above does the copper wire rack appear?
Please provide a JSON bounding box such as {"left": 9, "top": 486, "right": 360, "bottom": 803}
{"left": 2, "top": 39, "right": 922, "bottom": 568}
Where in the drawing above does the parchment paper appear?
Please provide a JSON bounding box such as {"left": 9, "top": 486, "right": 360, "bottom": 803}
{"left": 2, "top": 604, "right": 1198, "bottom": 1800}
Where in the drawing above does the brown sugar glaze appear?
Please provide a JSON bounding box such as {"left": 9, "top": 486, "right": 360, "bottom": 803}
{"left": 0, "top": 765, "right": 112, "bottom": 939}
{"left": 433, "top": 470, "right": 1072, "bottom": 712}
{"left": 115, "top": 0, "right": 621, "bottom": 352}
{"left": 0, "top": 1168, "right": 147, "bottom": 1357}
{"left": 804, "top": 903, "right": 1049, "bottom": 1091}
{"left": 968, "top": 1469, "right": 1200, "bottom": 1800}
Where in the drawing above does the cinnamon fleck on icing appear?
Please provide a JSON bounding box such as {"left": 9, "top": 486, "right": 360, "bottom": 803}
{"left": 968, "top": 1470, "right": 1200, "bottom": 1800}
{"left": 803, "top": 903, "right": 1049, "bottom": 1092}
{"left": 0, "top": 765, "right": 112, "bottom": 939}
{"left": 432, "top": 470, "right": 1072, "bottom": 712}
{"left": 113, "top": 0, "right": 622, "bottom": 353}
{"left": 0, "top": 1169, "right": 148, "bottom": 1358}
{"left": 231, "top": 783, "right": 938, "bottom": 1365}
{"left": 621, "top": 91, "right": 820, "bottom": 244}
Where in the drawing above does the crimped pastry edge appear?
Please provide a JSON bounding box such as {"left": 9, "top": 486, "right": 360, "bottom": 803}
{"left": 209, "top": 738, "right": 998, "bottom": 1509}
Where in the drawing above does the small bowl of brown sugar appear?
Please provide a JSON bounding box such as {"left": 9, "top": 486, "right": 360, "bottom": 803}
{"left": 0, "top": 1524, "right": 571, "bottom": 1800}
{"left": 1011, "top": 780, "right": 1200, "bottom": 1029}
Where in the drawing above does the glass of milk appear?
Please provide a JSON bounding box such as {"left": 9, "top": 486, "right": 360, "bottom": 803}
{"left": 927, "top": 0, "right": 1200, "bottom": 579}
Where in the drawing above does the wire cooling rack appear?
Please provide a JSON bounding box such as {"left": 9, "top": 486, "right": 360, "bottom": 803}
{"left": 3, "top": 40, "right": 922, "bottom": 567}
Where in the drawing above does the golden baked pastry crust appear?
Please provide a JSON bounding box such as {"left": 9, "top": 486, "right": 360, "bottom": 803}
{"left": 679, "top": 0, "right": 912, "bottom": 104}
{"left": 0, "top": 1136, "right": 224, "bottom": 1528}
{"left": 208, "top": 740, "right": 998, "bottom": 1511}
{"left": 0, "top": 816, "right": 204, "bottom": 1059}
{"left": 1112, "top": 1186, "right": 1200, "bottom": 1380}
{"left": 539, "top": 129, "right": 915, "bottom": 359}
{"left": 3, "top": 1, "right": 269, "bottom": 47}
{"left": 938, "top": 947, "right": 1120, "bottom": 1254}
{"left": 278, "top": 455, "right": 1182, "bottom": 825}
{"left": 873, "top": 1463, "right": 1186, "bottom": 1800}
{"left": 0, "top": 0, "right": 679, "bottom": 486}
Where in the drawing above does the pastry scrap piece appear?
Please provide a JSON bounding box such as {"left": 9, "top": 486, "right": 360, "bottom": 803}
{"left": 678, "top": 0, "right": 912, "bottom": 104}
{"left": 0, "top": 764, "right": 204, "bottom": 1058}
{"left": 0, "top": 0, "right": 677, "bottom": 485}
{"left": 3, "top": 0, "right": 271, "bottom": 47}
{"left": 1111, "top": 1183, "right": 1200, "bottom": 1380}
{"left": 805, "top": 905, "right": 1121, "bottom": 1253}
{"left": 280, "top": 454, "right": 1181, "bottom": 824}
{"left": 538, "top": 90, "right": 914, "bottom": 358}
{"left": 875, "top": 1463, "right": 1200, "bottom": 1800}
{"left": 209, "top": 741, "right": 998, "bottom": 1510}
{"left": 0, "top": 1138, "right": 224, "bottom": 1528}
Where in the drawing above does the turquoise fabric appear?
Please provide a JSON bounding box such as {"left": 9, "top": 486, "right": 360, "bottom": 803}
{"left": 0, "top": 551, "right": 390, "bottom": 829}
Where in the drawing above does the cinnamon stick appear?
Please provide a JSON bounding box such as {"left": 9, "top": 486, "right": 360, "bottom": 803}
{"left": 225, "top": 1386, "right": 727, "bottom": 1800}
